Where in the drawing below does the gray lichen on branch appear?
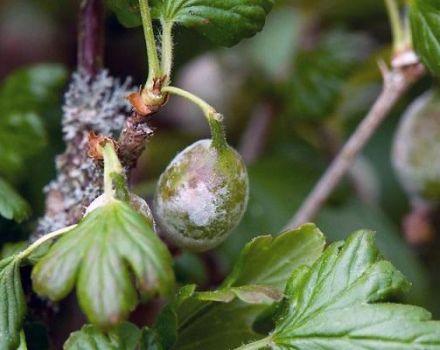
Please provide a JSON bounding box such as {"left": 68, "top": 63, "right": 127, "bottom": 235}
{"left": 33, "top": 70, "right": 140, "bottom": 239}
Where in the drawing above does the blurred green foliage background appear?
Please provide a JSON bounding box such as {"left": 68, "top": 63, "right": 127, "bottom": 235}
{"left": 1, "top": 0, "right": 439, "bottom": 347}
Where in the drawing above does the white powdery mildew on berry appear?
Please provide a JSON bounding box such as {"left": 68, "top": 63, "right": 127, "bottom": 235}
{"left": 173, "top": 182, "right": 221, "bottom": 227}
{"left": 62, "top": 69, "right": 132, "bottom": 140}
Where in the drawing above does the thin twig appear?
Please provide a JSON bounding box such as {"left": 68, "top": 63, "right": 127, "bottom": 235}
{"left": 285, "top": 61, "right": 425, "bottom": 230}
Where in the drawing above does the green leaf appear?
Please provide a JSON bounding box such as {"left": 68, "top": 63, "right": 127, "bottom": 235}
{"left": 0, "top": 242, "right": 27, "bottom": 259}
{"left": 175, "top": 299, "right": 268, "bottom": 350}
{"left": 171, "top": 225, "right": 325, "bottom": 350}
{"left": 223, "top": 223, "right": 325, "bottom": 290}
{"left": 254, "top": 230, "right": 440, "bottom": 350}
{"left": 286, "top": 30, "right": 370, "bottom": 120}
{"left": 140, "top": 327, "right": 164, "bottom": 350}
{"left": 410, "top": 0, "right": 440, "bottom": 76}
{"left": 16, "top": 331, "right": 27, "bottom": 350}
{"left": 158, "top": 0, "right": 274, "bottom": 46}
{"left": 152, "top": 285, "right": 196, "bottom": 350}
{"left": 107, "top": 0, "right": 274, "bottom": 46}
{"left": 0, "top": 257, "right": 26, "bottom": 350}
{"left": 0, "top": 178, "right": 30, "bottom": 222}
{"left": 106, "top": 0, "right": 141, "bottom": 27}
{"left": 32, "top": 200, "right": 175, "bottom": 328}
{"left": 0, "top": 64, "right": 67, "bottom": 179}
{"left": 64, "top": 322, "right": 141, "bottom": 350}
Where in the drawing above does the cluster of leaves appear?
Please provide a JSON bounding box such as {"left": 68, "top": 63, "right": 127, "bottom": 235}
{"left": 54, "top": 226, "right": 440, "bottom": 350}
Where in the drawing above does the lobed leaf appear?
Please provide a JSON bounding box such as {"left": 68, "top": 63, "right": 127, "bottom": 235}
{"left": 259, "top": 231, "right": 440, "bottom": 349}
{"left": 32, "top": 200, "right": 175, "bottom": 328}
{"left": 107, "top": 0, "right": 274, "bottom": 46}
{"left": 410, "top": 0, "right": 440, "bottom": 76}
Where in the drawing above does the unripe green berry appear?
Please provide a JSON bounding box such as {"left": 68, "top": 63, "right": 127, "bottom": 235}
{"left": 392, "top": 90, "right": 440, "bottom": 203}
{"left": 154, "top": 139, "right": 249, "bottom": 252}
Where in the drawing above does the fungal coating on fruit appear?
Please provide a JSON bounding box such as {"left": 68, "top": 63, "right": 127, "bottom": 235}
{"left": 155, "top": 139, "right": 249, "bottom": 252}
{"left": 392, "top": 90, "right": 440, "bottom": 203}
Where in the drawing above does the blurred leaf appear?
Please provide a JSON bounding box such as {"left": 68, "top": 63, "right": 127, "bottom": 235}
{"left": 299, "top": 0, "right": 383, "bottom": 21}
{"left": 0, "top": 256, "right": 26, "bottom": 350}
{"left": 0, "top": 178, "right": 30, "bottom": 222}
{"left": 64, "top": 322, "right": 141, "bottom": 350}
{"left": 174, "top": 252, "right": 207, "bottom": 286}
{"left": 245, "top": 8, "right": 300, "bottom": 78}
{"left": 16, "top": 331, "right": 27, "bottom": 350}
{"left": 140, "top": 327, "right": 164, "bottom": 350}
{"left": 107, "top": 0, "right": 274, "bottom": 46}
{"left": 32, "top": 200, "right": 175, "bottom": 328}
{"left": 286, "top": 30, "right": 371, "bottom": 120}
{"left": 248, "top": 231, "right": 440, "bottom": 350}
{"left": 106, "top": 0, "right": 141, "bottom": 27}
{"left": 334, "top": 49, "right": 383, "bottom": 122}
{"left": 0, "top": 241, "right": 27, "bottom": 259}
{"left": 410, "top": 0, "right": 440, "bottom": 76}
{"left": 0, "top": 64, "right": 67, "bottom": 179}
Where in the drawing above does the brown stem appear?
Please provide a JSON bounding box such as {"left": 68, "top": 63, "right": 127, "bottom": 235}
{"left": 285, "top": 61, "right": 425, "bottom": 230}
{"left": 78, "top": 0, "right": 104, "bottom": 75}
{"left": 118, "top": 112, "right": 155, "bottom": 169}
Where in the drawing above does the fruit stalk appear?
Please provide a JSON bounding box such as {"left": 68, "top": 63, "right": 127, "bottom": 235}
{"left": 139, "top": 0, "right": 161, "bottom": 86}
{"left": 162, "top": 86, "right": 227, "bottom": 151}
